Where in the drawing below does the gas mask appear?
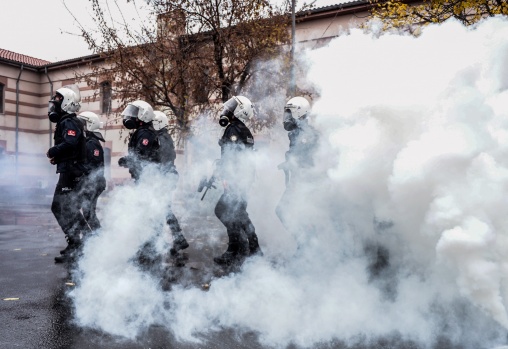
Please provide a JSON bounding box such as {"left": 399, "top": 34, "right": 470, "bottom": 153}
{"left": 219, "top": 110, "right": 234, "bottom": 127}
{"left": 121, "top": 104, "right": 141, "bottom": 129}
{"left": 219, "top": 98, "right": 239, "bottom": 127}
{"left": 48, "top": 95, "right": 64, "bottom": 123}
{"left": 123, "top": 117, "right": 139, "bottom": 129}
{"left": 283, "top": 109, "right": 297, "bottom": 131}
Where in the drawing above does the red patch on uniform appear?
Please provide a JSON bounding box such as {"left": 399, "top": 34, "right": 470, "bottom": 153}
{"left": 67, "top": 130, "right": 76, "bottom": 136}
{"left": 142, "top": 139, "right": 149, "bottom": 146}
{"left": 94, "top": 149, "right": 100, "bottom": 157}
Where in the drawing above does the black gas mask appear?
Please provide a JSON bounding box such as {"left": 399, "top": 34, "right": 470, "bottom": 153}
{"left": 283, "top": 109, "right": 297, "bottom": 131}
{"left": 48, "top": 94, "right": 64, "bottom": 123}
{"left": 122, "top": 104, "right": 141, "bottom": 129}
{"left": 123, "top": 117, "right": 139, "bottom": 129}
{"left": 219, "top": 110, "right": 234, "bottom": 127}
{"left": 219, "top": 98, "right": 239, "bottom": 127}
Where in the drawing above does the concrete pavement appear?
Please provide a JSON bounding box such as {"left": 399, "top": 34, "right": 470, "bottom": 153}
{"left": 0, "top": 202, "right": 481, "bottom": 349}
{"left": 0, "top": 203, "right": 269, "bottom": 349}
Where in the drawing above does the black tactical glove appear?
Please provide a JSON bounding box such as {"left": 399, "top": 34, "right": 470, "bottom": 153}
{"left": 118, "top": 156, "right": 128, "bottom": 168}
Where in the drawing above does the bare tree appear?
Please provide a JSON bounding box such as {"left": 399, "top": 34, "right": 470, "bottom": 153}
{"left": 73, "top": 0, "right": 299, "bottom": 142}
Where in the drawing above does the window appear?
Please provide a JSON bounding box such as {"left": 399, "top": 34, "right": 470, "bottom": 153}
{"left": 193, "top": 69, "right": 209, "bottom": 104}
{"left": 100, "top": 81, "right": 112, "bottom": 114}
{"left": 0, "top": 83, "right": 4, "bottom": 114}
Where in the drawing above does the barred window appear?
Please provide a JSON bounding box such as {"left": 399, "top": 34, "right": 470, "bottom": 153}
{"left": 100, "top": 81, "right": 112, "bottom": 114}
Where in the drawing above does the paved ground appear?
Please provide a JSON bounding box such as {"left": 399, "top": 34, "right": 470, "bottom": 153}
{"left": 1, "top": 202, "right": 504, "bottom": 349}
{"left": 0, "top": 203, "right": 269, "bottom": 349}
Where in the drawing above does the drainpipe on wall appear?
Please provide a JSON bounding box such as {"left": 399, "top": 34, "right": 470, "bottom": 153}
{"left": 15, "top": 64, "right": 24, "bottom": 178}
{"left": 289, "top": 0, "right": 296, "bottom": 97}
{"left": 44, "top": 67, "right": 53, "bottom": 147}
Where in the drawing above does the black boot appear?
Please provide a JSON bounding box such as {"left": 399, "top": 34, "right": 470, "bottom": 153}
{"left": 170, "top": 233, "right": 189, "bottom": 256}
{"left": 213, "top": 250, "right": 242, "bottom": 266}
{"left": 136, "top": 240, "right": 162, "bottom": 266}
{"left": 242, "top": 220, "right": 262, "bottom": 257}
{"left": 214, "top": 240, "right": 243, "bottom": 266}
{"left": 59, "top": 234, "right": 74, "bottom": 255}
{"left": 55, "top": 235, "right": 81, "bottom": 264}
{"left": 54, "top": 253, "right": 76, "bottom": 264}
{"left": 248, "top": 236, "right": 263, "bottom": 257}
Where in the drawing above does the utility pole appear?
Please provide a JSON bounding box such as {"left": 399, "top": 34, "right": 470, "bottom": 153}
{"left": 290, "top": 0, "right": 296, "bottom": 97}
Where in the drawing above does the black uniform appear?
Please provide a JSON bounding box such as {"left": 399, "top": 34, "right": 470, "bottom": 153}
{"left": 79, "top": 131, "right": 106, "bottom": 231}
{"left": 276, "top": 118, "right": 320, "bottom": 231}
{"left": 214, "top": 118, "right": 261, "bottom": 266}
{"left": 286, "top": 120, "right": 319, "bottom": 170}
{"left": 118, "top": 122, "right": 163, "bottom": 267}
{"left": 158, "top": 131, "right": 177, "bottom": 174}
{"left": 119, "top": 123, "right": 160, "bottom": 180}
{"left": 47, "top": 113, "right": 89, "bottom": 258}
{"left": 157, "top": 129, "right": 188, "bottom": 255}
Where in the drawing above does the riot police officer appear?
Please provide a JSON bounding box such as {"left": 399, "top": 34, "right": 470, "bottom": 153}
{"left": 213, "top": 96, "right": 262, "bottom": 266}
{"left": 118, "top": 100, "right": 161, "bottom": 267}
{"left": 118, "top": 100, "right": 160, "bottom": 180}
{"left": 153, "top": 111, "right": 189, "bottom": 257}
{"left": 276, "top": 96, "right": 320, "bottom": 235}
{"left": 77, "top": 111, "right": 106, "bottom": 231}
{"left": 46, "top": 86, "right": 89, "bottom": 263}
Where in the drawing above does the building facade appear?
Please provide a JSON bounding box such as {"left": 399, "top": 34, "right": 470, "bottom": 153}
{"left": 0, "top": 2, "right": 370, "bottom": 192}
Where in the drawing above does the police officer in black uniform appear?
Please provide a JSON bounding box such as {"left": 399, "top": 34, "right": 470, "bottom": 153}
{"left": 118, "top": 100, "right": 160, "bottom": 180}
{"left": 118, "top": 100, "right": 161, "bottom": 266}
{"left": 46, "top": 86, "right": 90, "bottom": 263}
{"left": 153, "top": 111, "right": 189, "bottom": 258}
{"left": 77, "top": 111, "right": 106, "bottom": 231}
{"left": 276, "top": 96, "right": 320, "bottom": 236}
{"left": 213, "top": 96, "right": 262, "bottom": 266}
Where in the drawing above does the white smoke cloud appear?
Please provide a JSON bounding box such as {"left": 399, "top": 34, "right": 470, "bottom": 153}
{"left": 70, "top": 16, "right": 508, "bottom": 349}
{"left": 306, "top": 15, "right": 508, "bottom": 344}
{"left": 0, "top": 135, "right": 56, "bottom": 205}
{"left": 70, "top": 165, "right": 175, "bottom": 337}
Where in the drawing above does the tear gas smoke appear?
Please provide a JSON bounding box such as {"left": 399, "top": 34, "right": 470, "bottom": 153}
{"left": 71, "top": 165, "right": 174, "bottom": 336}
{"left": 70, "top": 17, "right": 508, "bottom": 348}
{"left": 0, "top": 137, "right": 56, "bottom": 205}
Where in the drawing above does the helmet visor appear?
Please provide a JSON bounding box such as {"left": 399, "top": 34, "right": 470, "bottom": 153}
{"left": 222, "top": 98, "right": 238, "bottom": 115}
{"left": 283, "top": 109, "right": 294, "bottom": 122}
{"left": 121, "top": 104, "right": 140, "bottom": 119}
{"left": 283, "top": 109, "right": 297, "bottom": 131}
{"left": 61, "top": 84, "right": 81, "bottom": 103}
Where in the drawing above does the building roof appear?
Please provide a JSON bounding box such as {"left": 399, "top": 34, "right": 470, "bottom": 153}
{"left": 0, "top": 48, "right": 51, "bottom": 67}
{"left": 0, "top": 1, "right": 370, "bottom": 70}
{"left": 310, "top": 0, "right": 367, "bottom": 12}
{"left": 297, "top": 0, "right": 369, "bottom": 19}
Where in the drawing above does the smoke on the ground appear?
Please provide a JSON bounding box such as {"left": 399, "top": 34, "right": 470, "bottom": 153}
{"left": 70, "top": 17, "right": 508, "bottom": 349}
{"left": 0, "top": 136, "right": 56, "bottom": 205}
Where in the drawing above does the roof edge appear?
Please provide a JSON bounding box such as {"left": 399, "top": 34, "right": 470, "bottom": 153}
{"left": 297, "top": 1, "right": 371, "bottom": 21}
{"left": 0, "top": 57, "right": 39, "bottom": 71}
{"left": 2, "top": 2, "right": 373, "bottom": 70}
{"left": 43, "top": 53, "right": 104, "bottom": 71}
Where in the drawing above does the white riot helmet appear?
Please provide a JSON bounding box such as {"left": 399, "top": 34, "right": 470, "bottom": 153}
{"left": 219, "top": 95, "right": 254, "bottom": 126}
{"left": 122, "top": 100, "right": 155, "bottom": 122}
{"left": 51, "top": 87, "right": 81, "bottom": 113}
{"left": 153, "top": 111, "right": 169, "bottom": 131}
{"left": 78, "top": 111, "right": 103, "bottom": 131}
{"left": 121, "top": 100, "right": 155, "bottom": 129}
{"left": 48, "top": 86, "right": 81, "bottom": 123}
{"left": 59, "top": 86, "right": 81, "bottom": 113}
{"left": 285, "top": 96, "right": 310, "bottom": 119}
